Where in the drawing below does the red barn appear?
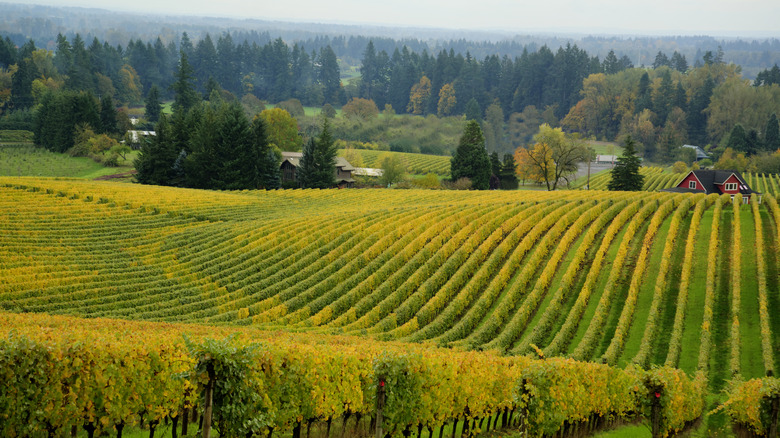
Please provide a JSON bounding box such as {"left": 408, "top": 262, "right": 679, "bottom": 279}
{"left": 661, "top": 170, "right": 761, "bottom": 203}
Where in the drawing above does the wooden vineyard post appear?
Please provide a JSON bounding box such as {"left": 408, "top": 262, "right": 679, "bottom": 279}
{"left": 376, "top": 376, "right": 386, "bottom": 438}
{"left": 650, "top": 388, "right": 662, "bottom": 438}
{"left": 769, "top": 395, "right": 779, "bottom": 438}
{"left": 202, "top": 363, "right": 215, "bottom": 438}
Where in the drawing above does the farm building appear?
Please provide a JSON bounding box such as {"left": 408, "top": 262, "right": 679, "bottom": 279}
{"left": 280, "top": 152, "right": 356, "bottom": 186}
{"left": 682, "top": 144, "right": 709, "bottom": 161}
{"left": 661, "top": 169, "right": 761, "bottom": 203}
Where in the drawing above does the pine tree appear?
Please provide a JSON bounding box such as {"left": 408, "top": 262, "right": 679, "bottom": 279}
{"left": 608, "top": 136, "right": 644, "bottom": 191}
{"left": 764, "top": 113, "right": 779, "bottom": 152}
{"left": 298, "top": 118, "right": 337, "bottom": 188}
{"left": 499, "top": 153, "right": 518, "bottom": 190}
{"left": 726, "top": 124, "right": 749, "bottom": 154}
{"left": 464, "top": 98, "right": 481, "bottom": 122}
{"left": 252, "top": 116, "right": 281, "bottom": 189}
{"left": 134, "top": 114, "right": 179, "bottom": 185}
{"left": 451, "top": 120, "right": 491, "bottom": 190}
{"left": 145, "top": 85, "right": 162, "bottom": 123}
{"left": 172, "top": 51, "right": 200, "bottom": 116}
{"left": 99, "top": 96, "right": 117, "bottom": 134}
{"left": 489, "top": 151, "right": 502, "bottom": 176}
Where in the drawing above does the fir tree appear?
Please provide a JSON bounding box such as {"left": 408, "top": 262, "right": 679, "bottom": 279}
{"left": 145, "top": 85, "right": 162, "bottom": 123}
{"left": 134, "top": 114, "right": 178, "bottom": 185}
{"left": 172, "top": 51, "right": 200, "bottom": 116}
{"left": 499, "top": 153, "right": 518, "bottom": 190}
{"left": 490, "top": 151, "right": 502, "bottom": 176}
{"left": 451, "top": 120, "right": 491, "bottom": 190}
{"left": 99, "top": 96, "right": 117, "bottom": 134}
{"left": 464, "top": 98, "right": 482, "bottom": 122}
{"left": 252, "top": 116, "right": 281, "bottom": 189}
{"left": 298, "top": 118, "right": 337, "bottom": 189}
{"left": 608, "top": 136, "right": 644, "bottom": 191}
{"left": 764, "top": 113, "right": 779, "bottom": 152}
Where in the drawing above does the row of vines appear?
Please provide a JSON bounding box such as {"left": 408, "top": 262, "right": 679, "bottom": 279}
{"left": 0, "top": 312, "right": 705, "bottom": 438}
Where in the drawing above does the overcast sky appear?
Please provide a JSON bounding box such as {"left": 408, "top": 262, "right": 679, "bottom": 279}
{"left": 29, "top": 0, "right": 780, "bottom": 37}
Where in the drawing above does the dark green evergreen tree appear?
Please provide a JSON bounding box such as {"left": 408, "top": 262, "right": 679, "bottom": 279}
{"left": 319, "top": 46, "right": 342, "bottom": 105}
{"left": 726, "top": 124, "right": 749, "bottom": 154}
{"left": 213, "top": 102, "right": 256, "bottom": 190}
{"left": 99, "top": 96, "right": 118, "bottom": 134}
{"left": 671, "top": 51, "right": 688, "bottom": 73}
{"left": 297, "top": 118, "right": 337, "bottom": 189}
{"left": 172, "top": 51, "right": 200, "bottom": 116}
{"left": 653, "top": 69, "right": 674, "bottom": 125}
{"left": 134, "top": 114, "right": 179, "bottom": 185}
{"left": 34, "top": 90, "right": 100, "bottom": 153}
{"left": 499, "top": 153, "right": 518, "bottom": 190}
{"left": 687, "top": 76, "right": 714, "bottom": 145}
{"left": 754, "top": 65, "right": 780, "bottom": 87}
{"left": 145, "top": 85, "right": 163, "bottom": 123}
{"left": 451, "top": 120, "right": 491, "bottom": 190}
{"left": 652, "top": 51, "right": 670, "bottom": 69}
{"left": 764, "top": 113, "right": 779, "bottom": 151}
{"left": 635, "top": 72, "right": 652, "bottom": 114}
{"left": 608, "top": 136, "right": 644, "bottom": 191}
{"left": 253, "top": 116, "right": 281, "bottom": 190}
{"left": 464, "top": 98, "right": 481, "bottom": 122}
{"left": 489, "top": 151, "right": 502, "bottom": 176}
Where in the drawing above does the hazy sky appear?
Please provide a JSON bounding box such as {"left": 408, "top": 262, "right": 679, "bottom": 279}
{"left": 30, "top": 0, "right": 780, "bottom": 37}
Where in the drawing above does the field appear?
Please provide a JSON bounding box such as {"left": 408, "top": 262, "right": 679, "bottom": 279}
{"left": 0, "top": 142, "right": 137, "bottom": 179}
{"left": 1, "top": 179, "right": 776, "bottom": 371}
{"left": 1, "top": 177, "right": 778, "bottom": 436}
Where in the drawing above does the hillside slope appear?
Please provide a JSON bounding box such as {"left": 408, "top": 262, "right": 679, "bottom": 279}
{"left": 1, "top": 178, "right": 778, "bottom": 383}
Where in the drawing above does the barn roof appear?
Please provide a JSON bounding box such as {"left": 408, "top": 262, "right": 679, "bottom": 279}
{"left": 281, "top": 152, "right": 355, "bottom": 171}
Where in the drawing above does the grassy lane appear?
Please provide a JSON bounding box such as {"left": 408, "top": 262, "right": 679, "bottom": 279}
{"left": 676, "top": 208, "right": 714, "bottom": 374}
{"left": 763, "top": 207, "right": 780, "bottom": 371}
{"left": 564, "top": 225, "right": 631, "bottom": 355}
{"left": 649, "top": 214, "right": 691, "bottom": 367}
{"left": 615, "top": 217, "right": 671, "bottom": 366}
{"left": 512, "top": 222, "right": 592, "bottom": 349}
{"left": 739, "top": 203, "right": 764, "bottom": 379}
{"left": 594, "top": 218, "right": 654, "bottom": 361}
{"left": 710, "top": 207, "right": 732, "bottom": 391}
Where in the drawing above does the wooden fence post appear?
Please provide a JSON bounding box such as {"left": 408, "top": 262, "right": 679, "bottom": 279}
{"left": 376, "top": 376, "right": 386, "bottom": 438}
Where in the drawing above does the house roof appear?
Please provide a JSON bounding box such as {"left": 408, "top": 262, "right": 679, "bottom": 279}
{"left": 281, "top": 152, "right": 355, "bottom": 171}
{"left": 682, "top": 144, "right": 709, "bottom": 160}
{"left": 354, "top": 167, "right": 384, "bottom": 177}
{"left": 663, "top": 169, "right": 759, "bottom": 195}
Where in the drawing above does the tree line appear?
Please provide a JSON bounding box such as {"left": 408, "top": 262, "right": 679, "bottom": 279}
{"left": 3, "top": 28, "right": 780, "bottom": 172}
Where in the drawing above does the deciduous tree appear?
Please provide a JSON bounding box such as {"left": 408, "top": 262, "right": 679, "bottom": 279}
{"left": 259, "top": 108, "right": 302, "bottom": 152}
{"left": 523, "top": 123, "right": 588, "bottom": 190}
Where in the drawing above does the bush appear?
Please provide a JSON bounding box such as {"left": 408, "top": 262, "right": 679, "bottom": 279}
{"left": 414, "top": 173, "right": 441, "bottom": 189}
{"left": 442, "top": 177, "right": 472, "bottom": 190}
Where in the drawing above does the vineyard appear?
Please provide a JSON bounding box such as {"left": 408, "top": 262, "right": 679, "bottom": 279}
{"left": 578, "top": 166, "right": 780, "bottom": 196}
{"left": 1, "top": 177, "right": 779, "bottom": 436}
{"left": 338, "top": 149, "right": 451, "bottom": 176}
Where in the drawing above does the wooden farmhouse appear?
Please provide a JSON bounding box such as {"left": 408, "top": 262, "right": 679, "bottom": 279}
{"left": 280, "top": 152, "right": 356, "bottom": 187}
{"left": 661, "top": 169, "right": 761, "bottom": 203}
